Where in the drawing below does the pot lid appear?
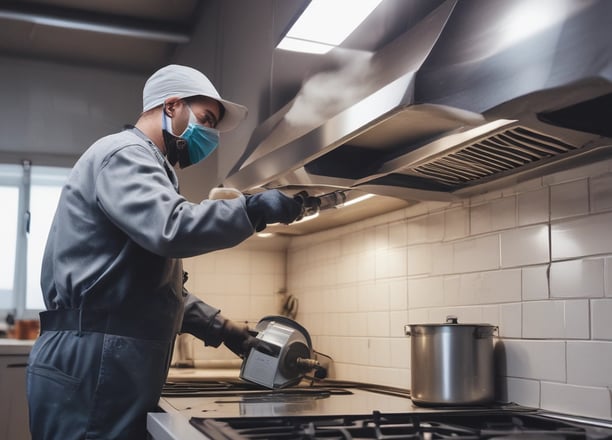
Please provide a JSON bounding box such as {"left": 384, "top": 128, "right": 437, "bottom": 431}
{"left": 406, "top": 315, "right": 497, "bottom": 328}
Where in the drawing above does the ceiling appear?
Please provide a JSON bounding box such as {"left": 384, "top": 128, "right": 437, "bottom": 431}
{"left": 0, "top": 0, "right": 203, "bottom": 72}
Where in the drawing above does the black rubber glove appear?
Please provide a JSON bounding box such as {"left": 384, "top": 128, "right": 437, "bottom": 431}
{"left": 245, "top": 189, "right": 304, "bottom": 232}
{"left": 221, "top": 319, "right": 259, "bottom": 358}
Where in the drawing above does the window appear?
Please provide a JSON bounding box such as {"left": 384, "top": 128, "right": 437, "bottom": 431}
{"left": 0, "top": 162, "right": 70, "bottom": 318}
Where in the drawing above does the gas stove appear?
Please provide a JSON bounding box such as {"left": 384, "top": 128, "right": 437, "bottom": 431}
{"left": 151, "top": 378, "right": 612, "bottom": 440}
{"left": 190, "top": 410, "right": 612, "bottom": 440}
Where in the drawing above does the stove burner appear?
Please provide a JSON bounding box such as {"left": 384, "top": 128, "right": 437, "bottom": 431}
{"left": 189, "top": 411, "right": 612, "bottom": 439}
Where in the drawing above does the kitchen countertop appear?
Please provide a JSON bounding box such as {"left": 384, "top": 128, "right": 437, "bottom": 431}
{"left": 147, "top": 413, "right": 205, "bottom": 440}
{"left": 0, "top": 338, "right": 35, "bottom": 355}
{"left": 166, "top": 367, "right": 240, "bottom": 381}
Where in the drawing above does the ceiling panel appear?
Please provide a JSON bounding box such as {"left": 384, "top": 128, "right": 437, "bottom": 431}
{"left": 0, "top": 0, "right": 203, "bottom": 72}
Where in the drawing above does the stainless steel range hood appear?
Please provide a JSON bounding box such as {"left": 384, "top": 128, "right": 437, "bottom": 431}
{"left": 225, "top": 0, "right": 612, "bottom": 235}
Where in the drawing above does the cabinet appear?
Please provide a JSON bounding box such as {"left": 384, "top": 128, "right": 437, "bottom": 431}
{"left": 0, "top": 342, "right": 32, "bottom": 440}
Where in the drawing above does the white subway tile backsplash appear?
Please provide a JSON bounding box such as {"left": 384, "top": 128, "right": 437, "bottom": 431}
{"left": 389, "top": 221, "right": 407, "bottom": 248}
{"left": 606, "top": 257, "right": 612, "bottom": 298}
{"left": 481, "top": 305, "right": 500, "bottom": 327}
{"left": 390, "top": 310, "right": 410, "bottom": 337}
{"left": 550, "top": 179, "right": 589, "bottom": 220}
{"left": 549, "top": 258, "right": 604, "bottom": 298}
{"left": 500, "top": 225, "right": 549, "bottom": 268}
{"left": 407, "top": 212, "right": 444, "bottom": 244}
{"left": 337, "top": 253, "right": 358, "bottom": 285}
{"left": 389, "top": 338, "right": 410, "bottom": 369}
{"left": 389, "top": 279, "right": 408, "bottom": 310}
{"left": 367, "top": 312, "right": 391, "bottom": 337}
{"left": 407, "top": 244, "right": 432, "bottom": 275}
{"left": 502, "top": 340, "right": 565, "bottom": 382}
{"left": 591, "top": 299, "right": 612, "bottom": 340}
{"left": 357, "top": 252, "right": 376, "bottom": 282}
{"left": 590, "top": 173, "right": 612, "bottom": 213}
{"left": 454, "top": 235, "right": 500, "bottom": 273}
{"left": 551, "top": 211, "right": 612, "bottom": 259}
{"left": 375, "top": 224, "right": 389, "bottom": 251}
{"left": 491, "top": 197, "right": 517, "bottom": 231}
{"left": 458, "top": 270, "right": 521, "bottom": 305}
{"left": 445, "top": 207, "right": 470, "bottom": 240}
{"left": 378, "top": 247, "right": 407, "bottom": 278}
{"left": 522, "top": 300, "right": 589, "bottom": 339}
{"left": 541, "top": 382, "right": 612, "bottom": 420}
{"left": 470, "top": 202, "right": 491, "bottom": 236}
{"left": 407, "top": 308, "right": 430, "bottom": 324}
{"left": 408, "top": 277, "right": 444, "bottom": 308}
{"left": 431, "top": 243, "right": 454, "bottom": 275}
{"left": 567, "top": 341, "right": 612, "bottom": 387}
{"left": 518, "top": 188, "right": 549, "bottom": 226}
{"left": 280, "top": 160, "right": 612, "bottom": 420}
{"left": 442, "top": 275, "right": 461, "bottom": 305}
{"left": 502, "top": 377, "right": 540, "bottom": 408}
{"left": 368, "top": 338, "right": 391, "bottom": 366}
{"left": 499, "top": 303, "right": 522, "bottom": 338}
{"left": 522, "top": 265, "right": 549, "bottom": 301}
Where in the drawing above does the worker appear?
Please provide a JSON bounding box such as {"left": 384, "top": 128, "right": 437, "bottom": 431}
{"left": 26, "top": 64, "right": 304, "bottom": 440}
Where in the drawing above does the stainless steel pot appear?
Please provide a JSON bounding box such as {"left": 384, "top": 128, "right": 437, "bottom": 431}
{"left": 404, "top": 316, "right": 498, "bottom": 406}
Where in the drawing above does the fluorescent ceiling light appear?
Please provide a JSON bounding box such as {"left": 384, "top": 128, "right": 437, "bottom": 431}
{"left": 277, "top": 0, "right": 383, "bottom": 54}
{"left": 341, "top": 193, "right": 374, "bottom": 207}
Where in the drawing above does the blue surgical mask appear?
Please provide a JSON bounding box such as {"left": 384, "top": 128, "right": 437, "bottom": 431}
{"left": 162, "top": 104, "right": 220, "bottom": 168}
{"left": 181, "top": 106, "right": 220, "bottom": 166}
{"left": 182, "top": 123, "right": 219, "bottom": 165}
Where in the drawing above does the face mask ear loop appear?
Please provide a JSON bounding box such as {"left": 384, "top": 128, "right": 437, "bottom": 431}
{"left": 162, "top": 102, "right": 179, "bottom": 136}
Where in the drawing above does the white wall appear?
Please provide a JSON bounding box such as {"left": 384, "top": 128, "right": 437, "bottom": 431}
{"left": 177, "top": 244, "right": 288, "bottom": 362}
{"left": 0, "top": 57, "right": 144, "bottom": 167}
{"left": 285, "top": 158, "right": 612, "bottom": 421}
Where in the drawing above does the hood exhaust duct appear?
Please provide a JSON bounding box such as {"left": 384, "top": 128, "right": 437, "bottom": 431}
{"left": 225, "top": 0, "right": 612, "bottom": 235}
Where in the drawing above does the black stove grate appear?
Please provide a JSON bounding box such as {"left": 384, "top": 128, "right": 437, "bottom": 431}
{"left": 190, "top": 410, "right": 612, "bottom": 440}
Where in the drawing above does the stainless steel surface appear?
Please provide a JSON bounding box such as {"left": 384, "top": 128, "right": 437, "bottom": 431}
{"left": 225, "top": 0, "right": 612, "bottom": 234}
{"left": 160, "top": 383, "right": 415, "bottom": 419}
{"left": 406, "top": 317, "right": 497, "bottom": 406}
{"left": 155, "top": 377, "right": 612, "bottom": 439}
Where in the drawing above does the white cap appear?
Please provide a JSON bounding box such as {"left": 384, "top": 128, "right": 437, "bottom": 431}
{"left": 142, "top": 64, "right": 247, "bottom": 132}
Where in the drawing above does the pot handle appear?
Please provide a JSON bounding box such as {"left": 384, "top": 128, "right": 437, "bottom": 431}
{"left": 475, "top": 325, "right": 499, "bottom": 338}
{"left": 403, "top": 325, "right": 411, "bottom": 336}
{"left": 446, "top": 315, "right": 458, "bottom": 324}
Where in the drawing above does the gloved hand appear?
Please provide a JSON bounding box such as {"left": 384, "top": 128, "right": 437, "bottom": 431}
{"left": 245, "top": 189, "right": 304, "bottom": 232}
{"left": 221, "top": 319, "right": 258, "bottom": 358}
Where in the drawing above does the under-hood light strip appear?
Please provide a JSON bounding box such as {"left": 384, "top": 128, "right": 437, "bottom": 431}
{"left": 341, "top": 193, "right": 374, "bottom": 207}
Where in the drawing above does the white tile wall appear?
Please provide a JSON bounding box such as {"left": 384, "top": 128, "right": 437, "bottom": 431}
{"left": 551, "top": 211, "right": 612, "bottom": 259}
{"left": 518, "top": 188, "right": 549, "bottom": 225}
{"left": 549, "top": 258, "right": 605, "bottom": 298}
{"left": 501, "top": 339, "right": 566, "bottom": 382}
{"left": 178, "top": 246, "right": 286, "bottom": 362}
{"left": 550, "top": 179, "right": 589, "bottom": 220}
{"left": 284, "top": 158, "right": 612, "bottom": 420}
{"left": 592, "top": 299, "right": 612, "bottom": 339}
{"left": 182, "top": 158, "right": 612, "bottom": 421}
{"left": 541, "top": 382, "right": 612, "bottom": 420}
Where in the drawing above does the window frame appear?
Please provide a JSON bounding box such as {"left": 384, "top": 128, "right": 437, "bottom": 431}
{"left": 1, "top": 161, "right": 70, "bottom": 320}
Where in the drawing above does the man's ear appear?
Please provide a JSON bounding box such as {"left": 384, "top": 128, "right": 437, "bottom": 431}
{"left": 163, "top": 97, "right": 180, "bottom": 117}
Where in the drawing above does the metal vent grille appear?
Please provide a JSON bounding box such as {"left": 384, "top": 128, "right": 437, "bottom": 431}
{"left": 409, "top": 126, "right": 578, "bottom": 186}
